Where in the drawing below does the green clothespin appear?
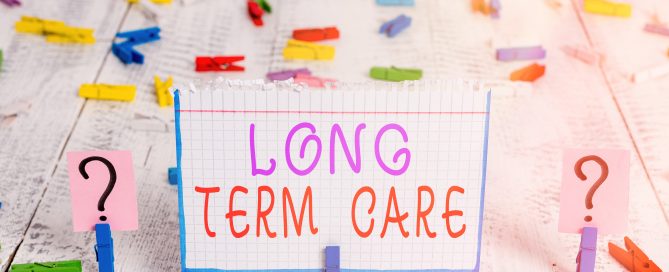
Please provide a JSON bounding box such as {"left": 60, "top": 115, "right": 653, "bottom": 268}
{"left": 256, "top": 0, "right": 271, "bottom": 13}
{"left": 11, "top": 260, "right": 82, "bottom": 272}
{"left": 0, "top": 49, "right": 3, "bottom": 72}
{"left": 369, "top": 66, "right": 423, "bottom": 82}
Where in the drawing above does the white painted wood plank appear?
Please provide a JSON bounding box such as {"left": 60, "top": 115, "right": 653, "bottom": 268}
{"left": 0, "top": 1, "right": 127, "bottom": 270}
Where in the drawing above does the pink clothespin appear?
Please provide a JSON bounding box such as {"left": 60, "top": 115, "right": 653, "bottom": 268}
{"left": 294, "top": 74, "right": 336, "bottom": 88}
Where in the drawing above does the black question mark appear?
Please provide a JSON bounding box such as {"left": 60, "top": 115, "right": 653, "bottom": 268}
{"left": 78, "top": 156, "right": 116, "bottom": 222}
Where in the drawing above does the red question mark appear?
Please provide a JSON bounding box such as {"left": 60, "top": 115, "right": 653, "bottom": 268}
{"left": 574, "top": 155, "right": 609, "bottom": 222}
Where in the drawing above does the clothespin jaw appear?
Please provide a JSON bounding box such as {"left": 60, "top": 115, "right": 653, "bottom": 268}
{"left": 10, "top": 260, "right": 82, "bottom": 272}
{"left": 509, "top": 63, "right": 545, "bottom": 82}
{"left": 283, "top": 39, "right": 335, "bottom": 60}
{"left": 583, "top": 0, "right": 631, "bottom": 18}
{"left": 248, "top": 1, "right": 264, "bottom": 26}
{"left": 608, "top": 237, "right": 662, "bottom": 272}
{"left": 266, "top": 68, "right": 311, "bottom": 81}
{"left": 155, "top": 75, "right": 174, "bottom": 107}
{"left": 95, "top": 223, "right": 114, "bottom": 272}
{"left": 379, "top": 15, "right": 411, "bottom": 38}
{"left": 370, "top": 66, "right": 423, "bottom": 82}
{"left": 195, "top": 56, "right": 245, "bottom": 72}
{"left": 116, "top": 27, "right": 161, "bottom": 46}
{"left": 112, "top": 42, "right": 144, "bottom": 64}
{"left": 576, "top": 227, "right": 597, "bottom": 272}
{"left": 256, "top": 0, "right": 271, "bottom": 13}
{"left": 292, "top": 27, "right": 340, "bottom": 42}
{"left": 325, "top": 246, "right": 340, "bottom": 272}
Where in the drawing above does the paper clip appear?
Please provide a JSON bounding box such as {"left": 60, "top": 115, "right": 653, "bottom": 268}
{"left": 576, "top": 227, "right": 597, "bottom": 272}
{"left": 266, "top": 68, "right": 311, "bottom": 81}
{"left": 370, "top": 66, "right": 423, "bottom": 82}
{"left": 632, "top": 63, "right": 669, "bottom": 83}
{"left": 283, "top": 39, "right": 335, "bottom": 60}
{"left": 10, "top": 260, "right": 82, "bottom": 272}
{"left": 644, "top": 23, "right": 669, "bottom": 37}
{"left": 379, "top": 14, "right": 411, "bottom": 38}
{"left": 292, "top": 27, "right": 340, "bottom": 42}
{"left": 609, "top": 236, "right": 661, "bottom": 272}
{"left": 168, "top": 167, "right": 179, "bottom": 185}
{"left": 561, "top": 44, "right": 600, "bottom": 64}
{"left": 509, "top": 63, "right": 545, "bottom": 82}
{"left": 294, "top": 74, "right": 336, "bottom": 88}
{"left": 15, "top": 16, "right": 95, "bottom": 44}
{"left": 95, "top": 224, "right": 114, "bottom": 272}
{"left": 248, "top": 0, "right": 264, "bottom": 26}
{"left": 325, "top": 246, "right": 340, "bottom": 272}
{"left": 376, "top": 0, "right": 414, "bottom": 6}
{"left": 155, "top": 75, "right": 173, "bottom": 107}
{"left": 256, "top": 0, "right": 271, "bottom": 12}
{"left": 79, "top": 84, "right": 137, "bottom": 102}
{"left": 583, "top": 0, "right": 631, "bottom": 18}
{"left": 1, "top": 0, "right": 20, "bottom": 7}
{"left": 195, "top": 56, "right": 245, "bottom": 72}
{"left": 496, "top": 45, "right": 546, "bottom": 61}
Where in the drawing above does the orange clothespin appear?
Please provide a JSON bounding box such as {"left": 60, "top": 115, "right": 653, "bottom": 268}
{"left": 509, "top": 63, "right": 545, "bottom": 82}
{"left": 609, "top": 237, "right": 662, "bottom": 272}
{"left": 292, "top": 27, "right": 340, "bottom": 42}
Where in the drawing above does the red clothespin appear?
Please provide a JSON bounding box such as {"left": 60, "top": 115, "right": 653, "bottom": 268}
{"left": 248, "top": 1, "right": 264, "bottom": 26}
{"left": 609, "top": 237, "right": 662, "bottom": 272}
{"left": 292, "top": 27, "right": 340, "bottom": 42}
{"left": 195, "top": 56, "right": 245, "bottom": 72}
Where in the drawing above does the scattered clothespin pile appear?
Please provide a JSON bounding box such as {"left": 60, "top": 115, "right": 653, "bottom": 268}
{"left": 11, "top": 260, "right": 82, "bottom": 272}
{"left": 79, "top": 84, "right": 137, "bottom": 102}
{"left": 376, "top": 0, "right": 414, "bottom": 6}
{"left": 609, "top": 236, "right": 661, "bottom": 272}
{"left": 370, "top": 66, "right": 423, "bottom": 82}
{"left": 154, "top": 75, "right": 173, "bottom": 107}
{"left": 583, "top": 0, "right": 631, "bottom": 18}
{"left": 1, "top": 0, "right": 20, "bottom": 7}
{"left": 112, "top": 27, "right": 161, "bottom": 65}
{"left": 15, "top": 16, "right": 95, "bottom": 44}
{"left": 195, "top": 56, "right": 245, "bottom": 72}
{"left": 266, "top": 68, "right": 311, "bottom": 81}
{"left": 379, "top": 14, "right": 412, "bottom": 38}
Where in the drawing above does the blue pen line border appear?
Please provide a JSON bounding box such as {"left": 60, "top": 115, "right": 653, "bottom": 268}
{"left": 174, "top": 91, "right": 492, "bottom": 272}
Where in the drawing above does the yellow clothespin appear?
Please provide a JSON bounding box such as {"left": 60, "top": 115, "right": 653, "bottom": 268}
{"left": 149, "top": 0, "right": 173, "bottom": 4}
{"left": 583, "top": 0, "right": 631, "bottom": 18}
{"left": 128, "top": 0, "right": 140, "bottom": 3}
{"left": 283, "top": 39, "right": 335, "bottom": 61}
{"left": 15, "top": 16, "right": 64, "bottom": 35}
{"left": 15, "top": 16, "right": 95, "bottom": 44}
{"left": 154, "top": 75, "right": 174, "bottom": 107}
{"left": 79, "top": 84, "right": 136, "bottom": 102}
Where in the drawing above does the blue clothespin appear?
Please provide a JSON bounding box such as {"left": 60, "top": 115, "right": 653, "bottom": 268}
{"left": 576, "top": 227, "right": 597, "bottom": 272}
{"left": 168, "top": 167, "right": 179, "bottom": 185}
{"left": 95, "top": 223, "right": 114, "bottom": 272}
{"left": 116, "top": 27, "right": 161, "bottom": 46}
{"left": 112, "top": 42, "right": 144, "bottom": 64}
{"left": 325, "top": 246, "right": 340, "bottom": 272}
{"left": 379, "top": 14, "right": 411, "bottom": 38}
{"left": 376, "top": 0, "right": 414, "bottom": 6}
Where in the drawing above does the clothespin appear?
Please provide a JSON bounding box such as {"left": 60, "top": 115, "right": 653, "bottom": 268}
{"left": 1, "top": 0, "right": 21, "bottom": 7}
{"left": 379, "top": 14, "right": 411, "bottom": 38}
{"left": 283, "top": 39, "right": 335, "bottom": 60}
{"left": 369, "top": 66, "right": 423, "bottom": 82}
{"left": 325, "top": 246, "right": 340, "bottom": 272}
{"left": 583, "top": 0, "right": 631, "bottom": 18}
{"left": 509, "top": 63, "right": 545, "bottom": 82}
{"left": 632, "top": 63, "right": 669, "bottom": 83}
{"left": 168, "top": 167, "right": 179, "bottom": 185}
{"left": 376, "top": 0, "right": 414, "bottom": 6}
{"left": 112, "top": 43, "right": 144, "bottom": 64}
{"left": 496, "top": 45, "right": 546, "bottom": 61}
{"left": 95, "top": 223, "right": 114, "bottom": 272}
{"left": 609, "top": 236, "right": 662, "bottom": 272}
{"left": 292, "top": 27, "right": 340, "bottom": 42}
{"left": 112, "top": 27, "right": 160, "bottom": 64}
{"left": 256, "top": 0, "right": 271, "bottom": 13}
{"left": 266, "top": 68, "right": 311, "bottom": 81}
{"left": 154, "top": 75, "right": 173, "bottom": 107}
{"left": 576, "top": 227, "right": 597, "bottom": 272}
{"left": 294, "top": 74, "right": 336, "bottom": 88}
{"left": 195, "top": 56, "right": 245, "bottom": 72}
{"left": 644, "top": 23, "right": 669, "bottom": 37}
{"left": 0, "top": 49, "right": 3, "bottom": 72}
{"left": 149, "top": 0, "right": 173, "bottom": 4}
{"left": 248, "top": 0, "right": 264, "bottom": 26}
{"left": 561, "top": 44, "right": 600, "bottom": 64}
{"left": 10, "top": 260, "right": 82, "bottom": 272}
{"left": 15, "top": 16, "right": 95, "bottom": 44}
{"left": 79, "top": 84, "right": 136, "bottom": 102}
{"left": 471, "top": 0, "right": 492, "bottom": 15}
{"left": 490, "top": 0, "right": 501, "bottom": 18}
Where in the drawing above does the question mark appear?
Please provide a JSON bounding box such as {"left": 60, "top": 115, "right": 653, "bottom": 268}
{"left": 574, "top": 155, "right": 609, "bottom": 222}
{"left": 78, "top": 156, "right": 117, "bottom": 222}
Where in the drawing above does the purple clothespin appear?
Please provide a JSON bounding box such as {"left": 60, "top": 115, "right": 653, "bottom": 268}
{"left": 325, "top": 246, "right": 340, "bottom": 272}
{"left": 496, "top": 45, "right": 546, "bottom": 61}
{"left": 380, "top": 14, "right": 412, "bottom": 38}
{"left": 490, "top": 0, "right": 501, "bottom": 19}
{"left": 266, "top": 68, "right": 311, "bottom": 81}
{"left": 576, "top": 227, "right": 597, "bottom": 272}
{"left": 644, "top": 23, "right": 669, "bottom": 37}
{"left": 1, "top": 0, "right": 21, "bottom": 7}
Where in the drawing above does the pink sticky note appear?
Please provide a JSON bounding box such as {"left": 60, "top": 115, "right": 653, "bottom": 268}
{"left": 558, "top": 149, "right": 630, "bottom": 234}
{"left": 67, "top": 151, "right": 138, "bottom": 232}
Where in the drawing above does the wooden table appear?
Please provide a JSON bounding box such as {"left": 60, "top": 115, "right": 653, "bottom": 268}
{"left": 0, "top": 0, "right": 667, "bottom": 271}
